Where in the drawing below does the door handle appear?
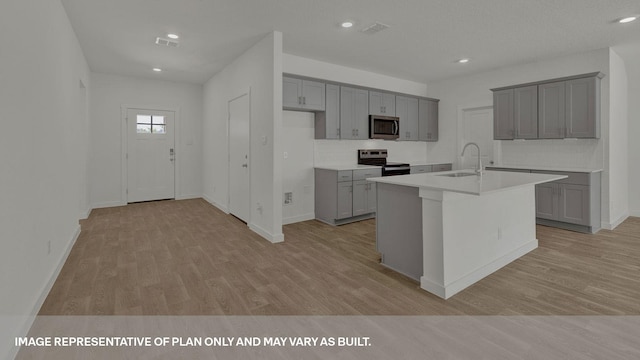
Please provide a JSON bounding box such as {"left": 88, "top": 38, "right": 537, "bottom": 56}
{"left": 169, "top": 148, "right": 175, "bottom": 162}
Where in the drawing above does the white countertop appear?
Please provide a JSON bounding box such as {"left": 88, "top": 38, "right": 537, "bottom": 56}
{"left": 409, "top": 162, "right": 452, "bottom": 167}
{"left": 486, "top": 165, "right": 603, "bottom": 173}
{"left": 315, "top": 164, "right": 382, "bottom": 171}
{"left": 367, "top": 170, "right": 566, "bottom": 196}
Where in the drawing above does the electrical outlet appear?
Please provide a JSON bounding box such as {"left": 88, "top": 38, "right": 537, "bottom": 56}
{"left": 284, "top": 192, "right": 293, "bottom": 205}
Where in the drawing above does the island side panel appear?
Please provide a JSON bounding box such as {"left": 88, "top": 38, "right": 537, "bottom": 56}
{"left": 433, "top": 186, "right": 538, "bottom": 299}
{"left": 376, "top": 183, "right": 423, "bottom": 281}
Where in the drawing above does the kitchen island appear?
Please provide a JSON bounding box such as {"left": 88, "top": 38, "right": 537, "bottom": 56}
{"left": 367, "top": 170, "right": 566, "bottom": 299}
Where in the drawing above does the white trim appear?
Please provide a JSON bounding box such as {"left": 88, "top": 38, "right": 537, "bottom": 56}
{"left": 10, "top": 225, "right": 82, "bottom": 359}
{"left": 601, "top": 212, "right": 629, "bottom": 230}
{"left": 91, "top": 200, "right": 126, "bottom": 209}
{"left": 282, "top": 213, "right": 315, "bottom": 225}
{"left": 203, "top": 194, "right": 229, "bottom": 214}
{"left": 421, "top": 239, "right": 538, "bottom": 299}
{"left": 79, "top": 206, "right": 92, "bottom": 220}
{"left": 175, "top": 194, "right": 202, "bottom": 201}
{"left": 249, "top": 223, "right": 285, "bottom": 243}
{"left": 121, "top": 105, "right": 181, "bottom": 203}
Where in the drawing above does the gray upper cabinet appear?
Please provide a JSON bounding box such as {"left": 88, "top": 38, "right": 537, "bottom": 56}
{"left": 538, "top": 81, "right": 566, "bottom": 139}
{"left": 282, "top": 76, "right": 325, "bottom": 111}
{"left": 565, "top": 76, "right": 600, "bottom": 138}
{"left": 514, "top": 85, "right": 538, "bottom": 139}
{"left": 418, "top": 99, "right": 438, "bottom": 141}
{"left": 315, "top": 84, "right": 340, "bottom": 139}
{"left": 493, "top": 89, "right": 515, "bottom": 139}
{"left": 369, "top": 91, "right": 396, "bottom": 116}
{"left": 492, "top": 72, "right": 603, "bottom": 140}
{"left": 396, "top": 96, "right": 419, "bottom": 141}
{"left": 340, "top": 86, "right": 369, "bottom": 140}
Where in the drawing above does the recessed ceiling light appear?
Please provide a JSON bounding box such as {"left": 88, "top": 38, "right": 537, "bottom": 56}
{"left": 167, "top": 33, "right": 179, "bottom": 39}
{"left": 618, "top": 16, "right": 637, "bottom": 23}
{"left": 153, "top": 68, "right": 162, "bottom": 72}
{"left": 341, "top": 21, "right": 354, "bottom": 28}
{"left": 457, "top": 58, "right": 470, "bottom": 64}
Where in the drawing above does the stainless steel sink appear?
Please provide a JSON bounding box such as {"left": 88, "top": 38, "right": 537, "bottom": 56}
{"left": 436, "top": 172, "right": 478, "bottom": 177}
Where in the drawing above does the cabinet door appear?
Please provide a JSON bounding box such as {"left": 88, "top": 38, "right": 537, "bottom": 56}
{"left": 514, "top": 85, "right": 538, "bottom": 139}
{"left": 419, "top": 99, "right": 438, "bottom": 141}
{"left": 352, "top": 180, "right": 367, "bottom": 216}
{"left": 336, "top": 182, "right": 353, "bottom": 219}
{"left": 396, "top": 96, "right": 410, "bottom": 140}
{"left": 558, "top": 184, "right": 590, "bottom": 225}
{"left": 538, "top": 81, "right": 566, "bottom": 139}
{"left": 382, "top": 92, "right": 396, "bottom": 116}
{"left": 401, "top": 97, "right": 419, "bottom": 140}
{"left": 432, "top": 164, "right": 452, "bottom": 172}
{"left": 301, "top": 80, "right": 325, "bottom": 111}
{"left": 565, "top": 77, "right": 598, "bottom": 138}
{"left": 353, "top": 88, "right": 369, "bottom": 139}
{"left": 283, "top": 77, "right": 302, "bottom": 109}
{"left": 410, "top": 165, "right": 432, "bottom": 174}
{"left": 340, "top": 87, "right": 355, "bottom": 139}
{"left": 369, "top": 91, "right": 384, "bottom": 115}
{"left": 535, "top": 183, "right": 557, "bottom": 220}
{"left": 493, "top": 89, "right": 514, "bottom": 139}
{"left": 366, "top": 182, "right": 377, "bottom": 213}
{"left": 324, "top": 84, "right": 340, "bottom": 139}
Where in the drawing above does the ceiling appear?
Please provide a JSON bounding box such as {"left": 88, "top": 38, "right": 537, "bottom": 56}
{"left": 60, "top": 0, "right": 640, "bottom": 85}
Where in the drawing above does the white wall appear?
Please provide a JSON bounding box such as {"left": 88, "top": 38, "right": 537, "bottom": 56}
{"left": 427, "top": 48, "right": 628, "bottom": 227}
{"left": 89, "top": 73, "right": 203, "bottom": 207}
{"left": 0, "top": 0, "right": 90, "bottom": 358}
{"left": 203, "top": 32, "right": 284, "bottom": 242}
{"left": 607, "top": 49, "right": 629, "bottom": 226}
{"left": 282, "top": 111, "right": 315, "bottom": 224}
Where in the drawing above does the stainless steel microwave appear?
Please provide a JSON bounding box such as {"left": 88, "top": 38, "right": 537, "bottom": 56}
{"left": 369, "top": 115, "right": 399, "bottom": 140}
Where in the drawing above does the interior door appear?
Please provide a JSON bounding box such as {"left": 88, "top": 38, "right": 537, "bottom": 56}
{"left": 460, "top": 107, "right": 494, "bottom": 170}
{"left": 229, "top": 93, "right": 251, "bottom": 223}
{"left": 127, "top": 108, "right": 175, "bottom": 202}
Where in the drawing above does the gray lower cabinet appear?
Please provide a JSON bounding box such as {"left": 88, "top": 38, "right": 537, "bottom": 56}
{"left": 432, "top": 163, "right": 452, "bottom": 172}
{"left": 340, "top": 86, "right": 369, "bottom": 140}
{"left": 315, "top": 84, "right": 340, "bottom": 139}
{"left": 315, "top": 168, "right": 381, "bottom": 225}
{"left": 410, "top": 165, "right": 432, "bottom": 174}
{"left": 486, "top": 167, "right": 600, "bottom": 233}
{"left": 396, "top": 96, "right": 419, "bottom": 141}
{"left": 418, "top": 99, "right": 439, "bottom": 141}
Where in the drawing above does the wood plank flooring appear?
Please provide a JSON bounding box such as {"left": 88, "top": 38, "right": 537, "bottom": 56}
{"left": 39, "top": 199, "right": 640, "bottom": 315}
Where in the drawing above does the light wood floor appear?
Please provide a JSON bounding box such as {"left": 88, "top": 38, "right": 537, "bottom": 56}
{"left": 39, "top": 198, "right": 640, "bottom": 315}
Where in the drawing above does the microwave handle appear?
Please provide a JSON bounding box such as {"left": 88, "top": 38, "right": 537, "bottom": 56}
{"left": 393, "top": 120, "right": 399, "bottom": 135}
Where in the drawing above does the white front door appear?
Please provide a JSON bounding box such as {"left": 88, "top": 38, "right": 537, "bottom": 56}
{"left": 460, "top": 106, "right": 495, "bottom": 170}
{"left": 228, "top": 93, "right": 251, "bottom": 223}
{"left": 127, "top": 108, "right": 175, "bottom": 202}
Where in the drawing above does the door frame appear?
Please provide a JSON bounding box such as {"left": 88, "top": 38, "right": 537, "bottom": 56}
{"left": 120, "top": 105, "right": 181, "bottom": 204}
{"left": 456, "top": 102, "right": 499, "bottom": 169}
{"left": 227, "top": 89, "right": 251, "bottom": 221}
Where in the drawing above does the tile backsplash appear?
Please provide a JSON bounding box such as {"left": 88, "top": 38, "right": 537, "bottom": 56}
{"left": 315, "top": 140, "right": 428, "bottom": 165}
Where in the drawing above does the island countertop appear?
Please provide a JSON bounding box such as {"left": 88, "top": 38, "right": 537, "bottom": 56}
{"left": 367, "top": 170, "right": 566, "bottom": 196}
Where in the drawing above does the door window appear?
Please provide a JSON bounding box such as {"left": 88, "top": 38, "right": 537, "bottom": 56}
{"left": 136, "top": 115, "right": 166, "bottom": 134}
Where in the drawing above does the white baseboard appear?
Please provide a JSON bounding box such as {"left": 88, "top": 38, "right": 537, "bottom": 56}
{"left": 79, "top": 206, "right": 92, "bottom": 220}
{"left": 91, "top": 200, "right": 126, "bottom": 209}
{"left": 282, "top": 213, "right": 315, "bottom": 225}
{"left": 8, "top": 224, "right": 82, "bottom": 359}
{"left": 202, "top": 194, "right": 229, "bottom": 214}
{"left": 249, "top": 223, "right": 285, "bottom": 243}
{"left": 176, "top": 194, "right": 201, "bottom": 201}
{"left": 421, "top": 239, "right": 538, "bottom": 300}
{"left": 630, "top": 210, "right": 640, "bottom": 218}
{"left": 601, "top": 212, "right": 629, "bottom": 230}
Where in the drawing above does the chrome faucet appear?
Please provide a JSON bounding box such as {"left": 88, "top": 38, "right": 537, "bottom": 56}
{"left": 461, "top": 142, "right": 483, "bottom": 175}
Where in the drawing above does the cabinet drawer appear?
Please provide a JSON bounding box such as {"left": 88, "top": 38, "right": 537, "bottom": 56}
{"left": 411, "top": 165, "right": 432, "bottom": 174}
{"left": 353, "top": 168, "right": 382, "bottom": 181}
{"left": 432, "top": 164, "right": 452, "bottom": 172}
{"left": 532, "top": 170, "right": 589, "bottom": 185}
{"left": 337, "top": 170, "right": 353, "bottom": 182}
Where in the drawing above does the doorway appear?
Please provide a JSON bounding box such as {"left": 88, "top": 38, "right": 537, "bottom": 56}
{"left": 126, "top": 108, "right": 176, "bottom": 203}
{"left": 458, "top": 105, "right": 497, "bottom": 170}
{"left": 228, "top": 92, "right": 251, "bottom": 223}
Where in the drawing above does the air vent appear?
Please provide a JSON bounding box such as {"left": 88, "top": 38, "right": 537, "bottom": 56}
{"left": 360, "top": 22, "right": 390, "bottom": 35}
{"left": 155, "top": 37, "right": 179, "bottom": 47}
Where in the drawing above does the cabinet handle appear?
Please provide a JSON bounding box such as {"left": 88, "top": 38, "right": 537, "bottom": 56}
{"left": 303, "top": 96, "right": 306, "bottom": 105}
{"left": 298, "top": 96, "right": 302, "bottom": 105}
{"left": 356, "top": 129, "right": 359, "bottom": 136}
{"left": 337, "top": 128, "right": 340, "bottom": 136}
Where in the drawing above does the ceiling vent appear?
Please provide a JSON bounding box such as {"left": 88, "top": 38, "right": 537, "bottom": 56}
{"left": 360, "top": 22, "right": 390, "bottom": 35}
{"left": 155, "top": 37, "right": 179, "bottom": 47}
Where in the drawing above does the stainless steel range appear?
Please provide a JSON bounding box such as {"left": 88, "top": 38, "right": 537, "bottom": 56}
{"left": 357, "top": 149, "right": 410, "bottom": 176}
